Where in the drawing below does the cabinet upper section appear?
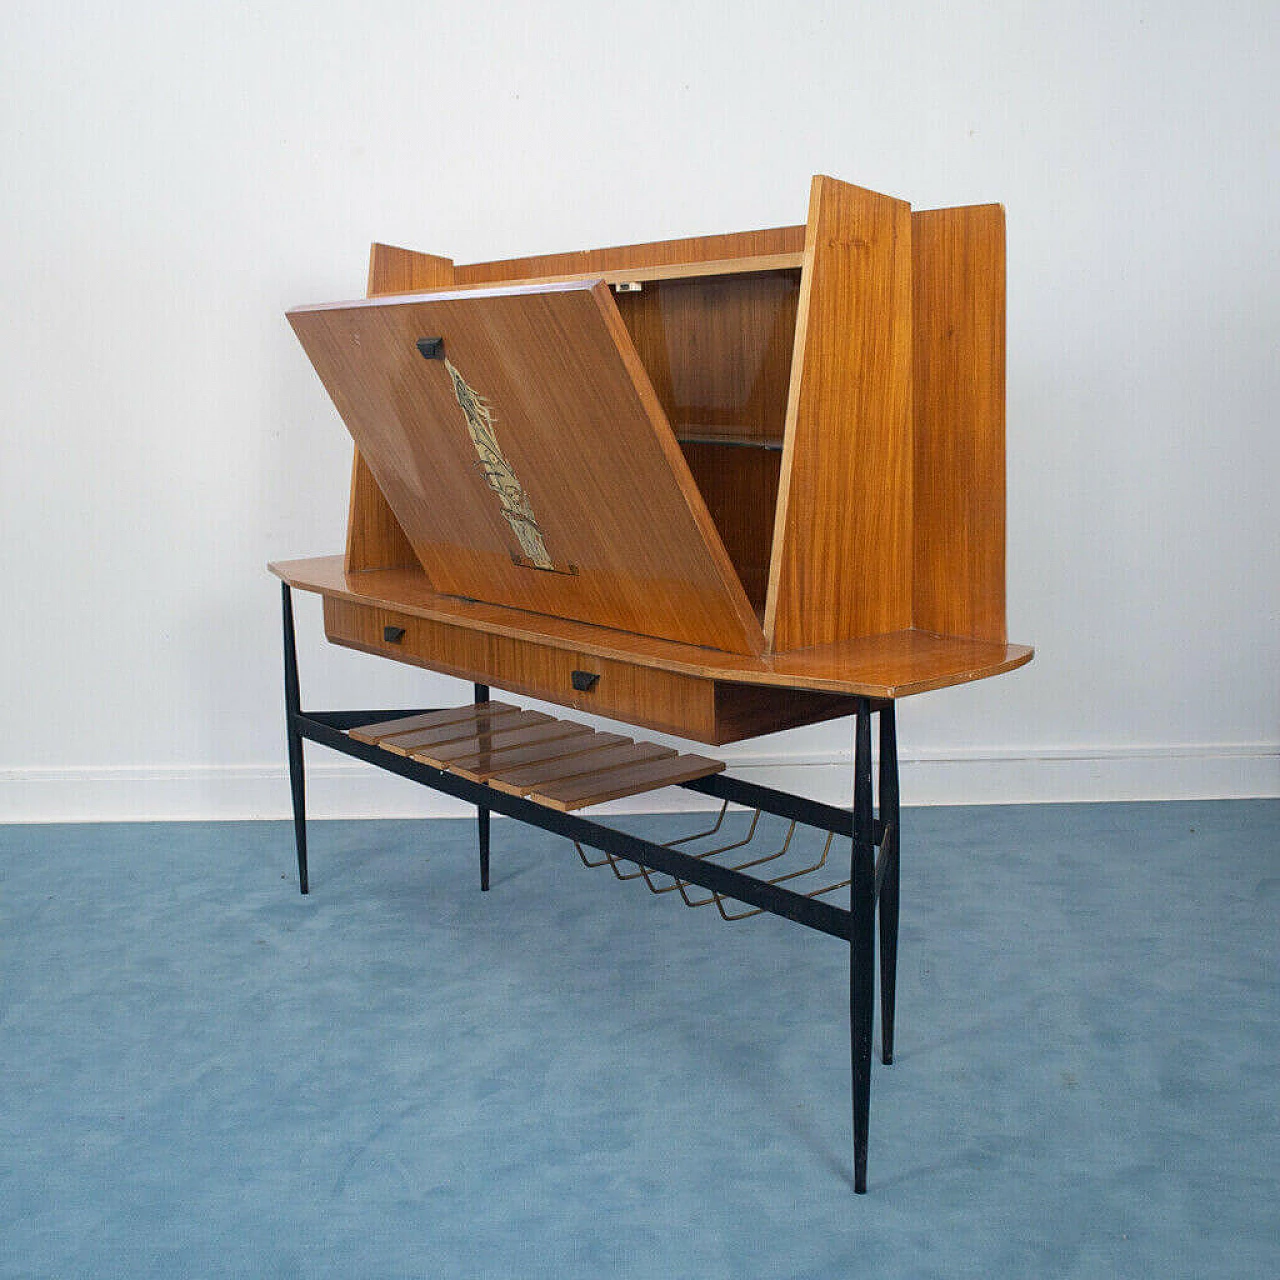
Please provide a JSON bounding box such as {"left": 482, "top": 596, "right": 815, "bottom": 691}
{"left": 286, "top": 175, "right": 1011, "bottom": 658}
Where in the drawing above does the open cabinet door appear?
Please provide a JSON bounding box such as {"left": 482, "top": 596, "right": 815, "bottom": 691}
{"left": 289, "top": 280, "right": 765, "bottom": 655}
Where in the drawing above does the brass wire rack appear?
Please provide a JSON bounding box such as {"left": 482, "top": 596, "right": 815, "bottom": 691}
{"left": 573, "top": 800, "right": 851, "bottom": 922}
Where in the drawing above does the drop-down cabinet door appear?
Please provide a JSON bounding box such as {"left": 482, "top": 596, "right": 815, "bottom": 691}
{"left": 289, "top": 279, "right": 764, "bottom": 655}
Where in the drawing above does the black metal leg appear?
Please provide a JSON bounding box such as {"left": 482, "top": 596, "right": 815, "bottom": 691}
{"left": 281, "top": 583, "right": 309, "bottom": 895}
{"left": 878, "top": 703, "right": 900, "bottom": 1065}
{"left": 850, "top": 698, "right": 877, "bottom": 1193}
{"left": 474, "top": 682, "right": 491, "bottom": 891}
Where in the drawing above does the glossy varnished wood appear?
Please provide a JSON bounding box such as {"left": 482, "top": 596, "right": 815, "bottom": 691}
{"left": 452, "top": 226, "right": 807, "bottom": 285}
{"left": 615, "top": 270, "right": 800, "bottom": 444}
{"left": 323, "top": 596, "right": 873, "bottom": 742}
{"left": 526, "top": 751, "right": 725, "bottom": 812}
{"left": 488, "top": 741, "right": 676, "bottom": 798}
{"left": 290, "top": 280, "right": 764, "bottom": 655}
{"left": 345, "top": 244, "right": 456, "bottom": 574}
{"left": 347, "top": 702, "right": 518, "bottom": 744}
{"left": 376, "top": 707, "right": 549, "bottom": 757}
{"left": 426, "top": 254, "right": 804, "bottom": 293}
{"left": 347, "top": 706, "right": 717, "bottom": 809}
{"left": 911, "top": 205, "right": 1007, "bottom": 642}
{"left": 765, "top": 176, "right": 915, "bottom": 651}
{"left": 285, "top": 558, "right": 1032, "bottom": 700}
{"left": 449, "top": 726, "right": 610, "bottom": 784}
{"left": 678, "top": 441, "right": 781, "bottom": 612}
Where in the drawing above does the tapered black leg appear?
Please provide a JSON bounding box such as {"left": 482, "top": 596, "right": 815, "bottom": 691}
{"left": 878, "top": 703, "right": 900, "bottom": 1065}
{"left": 281, "top": 583, "right": 309, "bottom": 895}
{"left": 474, "top": 682, "right": 491, "bottom": 891}
{"left": 850, "top": 699, "right": 877, "bottom": 1193}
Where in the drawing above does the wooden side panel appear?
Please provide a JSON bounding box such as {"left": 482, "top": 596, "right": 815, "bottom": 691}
{"left": 911, "top": 205, "right": 1007, "bottom": 642}
{"left": 345, "top": 244, "right": 456, "bottom": 574}
{"left": 294, "top": 282, "right": 763, "bottom": 654}
{"left": 366, "top": 243, "right": 455, "bottom": 296}
{"left": 453, "top": 225, "right": 807, "bottom": 285}
{"left": 764, "top": 177, "right": 914, "bottom": 652}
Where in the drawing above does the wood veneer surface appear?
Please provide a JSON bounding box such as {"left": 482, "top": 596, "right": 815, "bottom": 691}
{"left": 451, "top": 226, "right": 807, "bottom": 284}
{"left": 276, "top": 556, "right": 1032, "bottom": 698}
{"left": 911, "top": 205, "right": 1007, "bottom": 642}
{"left": 765, "top": 176, "right": 915, "bottom": 651}
{"left": 289, "top": 280, "right": 764, "bottom": 655}
{"left": 344, "top": 243, "right": 456, "bottom": 574}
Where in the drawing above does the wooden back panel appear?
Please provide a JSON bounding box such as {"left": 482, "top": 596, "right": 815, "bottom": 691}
{"left": 453, "top": 226, "right": 806, "bottom": 285}
{"left": 614, "top": 270, "right": 801, "bottom": 444}
{"left": 346, "top": 244, "right": 457, "bottom": 574}
{"left": 764, "top": 176, "right": 915, "bottom": 652}
{"left": 911, "top": 205, "right": 1006, "bottom": 642}
{"left": 290, "top": 280, "right": 764, "bottom": 655}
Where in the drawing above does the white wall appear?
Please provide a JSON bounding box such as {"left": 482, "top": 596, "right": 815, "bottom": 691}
{"left": 2, "top": 0, "right": 1276, "bottom": 821}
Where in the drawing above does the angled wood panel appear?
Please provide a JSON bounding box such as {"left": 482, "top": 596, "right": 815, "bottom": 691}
{"left": 911, "top": 205, "right": 1007, "bottom": 642}
{"left": 345, "top": 244, "right": 456, "bottom": 574}
{"left": 290, "top": 280, "right": 764, "bottom": 655}
{"left": 764, "top": 176, "right": 914, "bottom": 652}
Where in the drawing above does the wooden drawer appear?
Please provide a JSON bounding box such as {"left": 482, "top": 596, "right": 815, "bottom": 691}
{"left": 323, "top": 598, "right": 856, "bottom": 746}
{"left": 324, "top": 598, "right": 722, "bottom": 740}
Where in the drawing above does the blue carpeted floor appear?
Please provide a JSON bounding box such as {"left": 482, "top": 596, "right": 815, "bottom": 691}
{"left": 1, "top": 801, "right": 1276, "bottom": 1278}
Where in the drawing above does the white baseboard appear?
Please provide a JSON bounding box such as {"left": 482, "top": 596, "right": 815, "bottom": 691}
{"left": 1, "top": 743, "right": 1275, "bottom": 823}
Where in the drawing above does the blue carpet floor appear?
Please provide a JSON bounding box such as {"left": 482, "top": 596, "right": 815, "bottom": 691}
{"left": 1, "top": 801, "right": 1276, "bottom": 1278}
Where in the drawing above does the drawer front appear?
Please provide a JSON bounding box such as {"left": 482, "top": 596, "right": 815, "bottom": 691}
{"left": 323, "top": 598, "right": 719, "bottom": 741}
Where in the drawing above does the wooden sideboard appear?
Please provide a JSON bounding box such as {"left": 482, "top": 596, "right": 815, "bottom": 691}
{"left": 271, "top": 173, "right": 1032, "bottom": 1192}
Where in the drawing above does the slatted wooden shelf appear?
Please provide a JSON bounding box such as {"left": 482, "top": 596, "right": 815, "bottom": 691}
{"left": 348, "top": 703, "right": 724, "bottom": 812}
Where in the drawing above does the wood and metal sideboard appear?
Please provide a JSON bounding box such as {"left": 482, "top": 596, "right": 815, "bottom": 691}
{"left": 270, "top": 173, "right": 1033, "bottom": 1192}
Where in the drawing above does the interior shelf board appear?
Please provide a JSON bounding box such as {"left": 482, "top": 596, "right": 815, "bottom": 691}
{"left": 676, "top": 433, "right": 784, "bottom": 451}
{"left": 412, "top": 252, "right": 805, "bottom": 294}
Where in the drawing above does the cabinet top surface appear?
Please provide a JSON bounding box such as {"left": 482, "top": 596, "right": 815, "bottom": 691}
{"left": 269, "top": 556, "right": 1032, "bottom": 699}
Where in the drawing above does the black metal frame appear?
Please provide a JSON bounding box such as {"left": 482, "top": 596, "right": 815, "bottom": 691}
{"left": 280, "top": 583, "right": 900, "bottom": 1193}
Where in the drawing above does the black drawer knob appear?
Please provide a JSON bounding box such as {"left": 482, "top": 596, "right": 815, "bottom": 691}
{"left": 416, "top": 336, "right": 444, "bottom": 360}
{"left": 383, "top": 625, "right": 406, "bottom": 643}
{"left": 571, "top": 670, "right": 599, "bottom": 692}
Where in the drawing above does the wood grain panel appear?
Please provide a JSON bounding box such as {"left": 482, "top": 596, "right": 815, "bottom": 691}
{"left": 291, "top": 281, "right": 763, "bottom": 655}
{"left": 293, "top": 559, "right": 1033, "bottom": 699}
{"left": 345, "top": 244, "right": 456, "bottom": 574}
{"left": 679, "top": 442, "right": 781, "bottom": 612}
{"left": 409, "top": 718, "right": 578, "bottom": 767}
{"left": 489, "top": 741, "right": 676, "bottom": 796}
{"left": 527, "top": 753, "right": 724, "bottom": 811}
{"left": 449, "top": 729, "right": 620, "bottom": 783}
{"left": 453, "top": 226, "right": 806, "bottom": 285}
{"left": 422, "top": 719, "right": 589, "bottom": 767}
{"left": 615, "top": 270, "right": 800, "bottom": 444}
{"left": 348, "top": 703, "right": 518, "bottom": 744}
{"left": 765, "top": 176, "right": 915, "bottom": 651}
{"left": 323, "top": 597, "right": 724, "bottom": 740}
{"left": 911, "top": 205, "right": 1007, "bottom": 642}
{"left": 377, "top": 708, "right": 551, "bottom": 757}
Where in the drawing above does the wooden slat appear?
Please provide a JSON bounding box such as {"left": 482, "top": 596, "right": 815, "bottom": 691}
{"left": 449, "top": 730, "right": 627, "bottom": 784}
{"left": 376, "top": 707, "right": 545, "bottom": 756}
{"left": 348, "top": 702, "right": 519, "bottom": 744}
{"left": 528, "top": 753, "right": 726, "bottom": 812}
{"left": 487, "top": 741, "right": 675, "bottom": 796}
{"left": 414, "top": 719, "right": 589, "bottom": 768}
{"left": 407, "top": 716, "right": 578, "bottom": 762}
